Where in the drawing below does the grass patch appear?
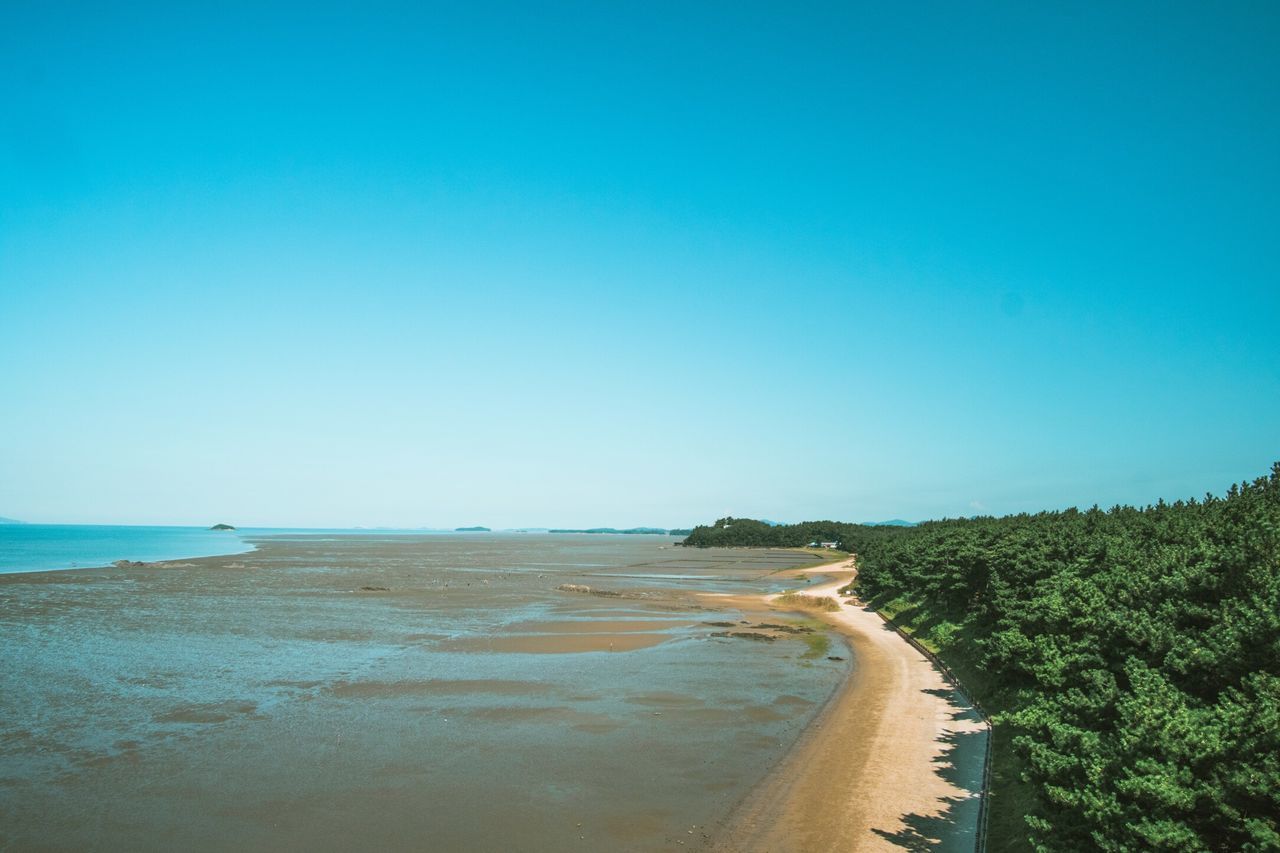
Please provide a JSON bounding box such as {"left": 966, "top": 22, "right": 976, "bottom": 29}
{"left": 800, "top": 632, "right": 831, "bottom": 658}
{"left": 761, "top": 547, "right": 849, "bottom": 577}
{"left": 792, "top": 548, "right": 851, "bottom": 571}
{"left": 794, "top": 546, "right": 850, "bottom": 563}
{"left": 774, "top": 591, "right": 841, "bottom": 612}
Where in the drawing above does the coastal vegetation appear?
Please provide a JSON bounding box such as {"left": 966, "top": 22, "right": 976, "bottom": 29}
{"left": 683, "top": 518, "right": 865, "bottom": 548}
{"left": 683, "top": 464, "right": 1280, "bottom": 851}
{"left": 774, "top": 591, "right": 842, "bottom": 613}
{"left": 801, "top": 631, "right": 831, "bottom": 659}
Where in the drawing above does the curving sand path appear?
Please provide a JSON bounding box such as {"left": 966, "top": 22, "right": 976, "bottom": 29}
{"left": 707, "top": 558, "right": 989, "bottom": 852}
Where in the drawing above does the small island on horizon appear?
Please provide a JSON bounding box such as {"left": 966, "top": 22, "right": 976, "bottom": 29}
{"left": 454, "top": 526, "right": 491, "bottom": 532}
{"left": 209, "top": 523, "right": 236, "bottom": 531}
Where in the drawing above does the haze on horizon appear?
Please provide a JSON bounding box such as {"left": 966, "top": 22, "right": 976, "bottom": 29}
{"left": 2, "top": 3, "right": 1277, "bottom": 530}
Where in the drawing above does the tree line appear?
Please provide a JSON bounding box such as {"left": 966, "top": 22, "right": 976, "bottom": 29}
{"left": 682, "top": 465, "right": 1280, "bottom": 851}
{"left": 681, "top": 517, "right": 878, "bottom": 549}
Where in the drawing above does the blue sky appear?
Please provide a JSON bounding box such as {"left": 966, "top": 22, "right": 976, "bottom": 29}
{"left": 2, "top": 2, "right": 1277, "bottom": 528}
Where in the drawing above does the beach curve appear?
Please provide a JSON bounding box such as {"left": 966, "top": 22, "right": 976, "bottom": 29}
{"left": 706, "top": 557, "right": 990, "bottom": 852}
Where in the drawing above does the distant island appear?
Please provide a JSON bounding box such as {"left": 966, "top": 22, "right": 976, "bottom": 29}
{"left": 455, "top": 526, "right": 491, "bottom": 532}
{"left": 209, "top": 523, "right": 236, "bottom": 531}
{"left": 0, "top": 516, "right": 25, "bottom": 525}
{"left": 550, "top": 527, "right": 692, "bottom": 536}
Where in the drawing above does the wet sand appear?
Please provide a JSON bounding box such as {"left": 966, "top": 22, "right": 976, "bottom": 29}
{"left": 707, "top": 558, "right": 990, "bottom": 852}
{"left": 0, "top": 534, "right": 847, "bottom": 852}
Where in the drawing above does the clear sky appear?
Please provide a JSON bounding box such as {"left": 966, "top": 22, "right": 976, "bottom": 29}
{"left": 2, "top": 2, "right": 1277, "bottom": 528}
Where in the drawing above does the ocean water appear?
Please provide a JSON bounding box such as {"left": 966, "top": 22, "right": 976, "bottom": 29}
{"left": 0, "top": 533, "right": 847, "bottom": 851}
{"left": 0, "top": 524, "right": 255, "bottom": 574}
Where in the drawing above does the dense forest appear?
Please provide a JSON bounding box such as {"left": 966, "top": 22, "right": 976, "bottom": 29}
{"left": 681, "top": 517, "right": 868, "bottom": 549}
{"left": 548, "top": 527, "right": 691, "bottom": 535}
{"left": 682, "top": 465, "right": 1280, "bottom": 851}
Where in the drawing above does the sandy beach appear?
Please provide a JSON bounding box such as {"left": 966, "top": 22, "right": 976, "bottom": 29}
{"left": 708, "top": 558, "right": 990, "bottom": 852}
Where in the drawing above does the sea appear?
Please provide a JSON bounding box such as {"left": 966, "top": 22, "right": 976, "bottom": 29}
{"left": 0, "top": 523, "right": 257, "bottom": 574}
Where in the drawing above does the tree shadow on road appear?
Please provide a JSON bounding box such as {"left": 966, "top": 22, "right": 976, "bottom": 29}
{"left": 872, "top": 686, "right": 989, "bottom": 852}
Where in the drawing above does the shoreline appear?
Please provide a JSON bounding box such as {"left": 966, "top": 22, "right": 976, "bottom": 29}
{"left": 0, "top": 527, "right": 686, "bottom": 577}
{"left": 0, "top": 531, "right": 256, "bottom": 577}
{"left": 705, "top": 557, "right": 990, "bottom": 852}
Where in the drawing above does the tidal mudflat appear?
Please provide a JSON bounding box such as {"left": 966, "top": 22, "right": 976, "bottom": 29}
{"left": 0, "top": 534, "right": 845, "bottom": 851}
